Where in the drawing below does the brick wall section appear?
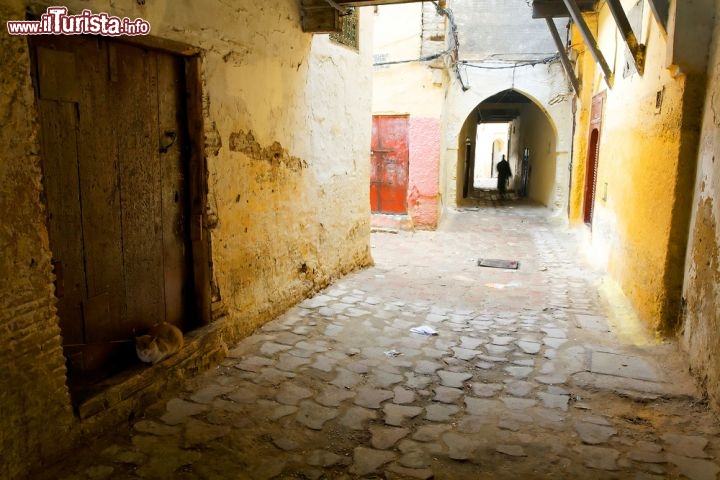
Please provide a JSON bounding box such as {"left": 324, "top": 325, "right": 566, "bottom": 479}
{"left": 421, "top": 2, "right": 446, "bottom": 58}
{"left": 0, "top": 5, "right": 77, "bottom": 479}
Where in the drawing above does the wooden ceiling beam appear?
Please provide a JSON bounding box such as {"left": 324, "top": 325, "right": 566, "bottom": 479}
{"left": 301, "top": 0, "right": 341, "bottom": 33}
{"left": 545, "top": 17, "right": 580, "bottom": 96}
{"left": 301, "top": 0, "right": 427, "bottom": 32}
{"left": 606, "top": 0, "right": 646, "bottom": 75}
{"left": 647, "top": 0, "right": 669, "bottom": 34}
{"left": 561, "top": 0, "right": 614, "bottom": 88}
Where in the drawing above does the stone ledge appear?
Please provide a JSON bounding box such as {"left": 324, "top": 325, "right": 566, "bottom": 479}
{"left": 75, "top": 313, "right": 233, "bottom": 429}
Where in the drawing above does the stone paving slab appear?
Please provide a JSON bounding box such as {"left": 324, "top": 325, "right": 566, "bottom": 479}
{"left": 39, "top": 204, "right": 720, "bottom": 480}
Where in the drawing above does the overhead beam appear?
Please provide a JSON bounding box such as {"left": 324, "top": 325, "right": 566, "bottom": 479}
{"left": 545, "top": 18, "right": 580, "bottom": 96}
{"left": 301, "top": 0, "right": 427, "bottom": 32}
{"left": 561, "top": 0, "right": 614, "bottom": 88}
{"left": 334, "top": 0, "right": 426, "bottom": 5}
{"left": 532, "top": 0, "right": 596, "bottom": 19}
{"left": 606, "top": 0, "right": 646, "bottom": 75}
{"left": 301, "top": 0, "right": 341, "bottom": 33}
{"left": 647, "top": 0, "right": 669, "bottom": 34}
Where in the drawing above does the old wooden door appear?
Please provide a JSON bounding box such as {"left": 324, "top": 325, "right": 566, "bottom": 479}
{"left": 370, "top": 115, "right": 409, "bottom": 214}
{"left": 32, "top": 36, "right": 193, "bottom": 389}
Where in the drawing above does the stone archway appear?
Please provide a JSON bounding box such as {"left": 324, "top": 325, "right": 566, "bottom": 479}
{"left": 438, "top": 61, "right": 573, "bottom": 216}
{"left": 458, "top": 88, "right": 559, "bottom": 206}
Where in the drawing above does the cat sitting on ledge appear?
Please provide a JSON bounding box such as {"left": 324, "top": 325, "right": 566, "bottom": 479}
{"left": 135, "top": 322, "right": 184, "bottom": 364}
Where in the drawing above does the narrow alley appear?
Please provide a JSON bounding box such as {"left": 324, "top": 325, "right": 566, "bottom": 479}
{"left": 40, "top": 203, "right": 719, "bottom": 480}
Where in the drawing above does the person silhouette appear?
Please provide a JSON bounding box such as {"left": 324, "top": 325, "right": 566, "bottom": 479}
{"left": 496, "top": 155, "right": 512, "bottom": 198}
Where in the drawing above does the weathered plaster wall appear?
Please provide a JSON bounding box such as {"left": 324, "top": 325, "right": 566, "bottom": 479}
{"left": 0, "top": 3, "right": 76, "bottom": 478}
{"left": 452, "top": 0, "right": 561, "bottom": 61}
{"left": 372, "top": 3, "right": 444, "bottom": 228}
{"left": 408, "top": 118, "right": 441, "bottom": 228}
{"left": 569, "top": 0, "right": 701, "bottom": 331}
{"left": 681, "top": 0, "right": 720, "bottom": 412}
{"left": 441, "top": 61, "right": 573, "bottom": 212}
{"left": 1, "top": 1, "right": 373, "bottom": 477}
{"left": 521, "top": 103, "right": 558, "bottom": 206}
{"left": 209, "top": 17, "right": 374, "bottom": 327}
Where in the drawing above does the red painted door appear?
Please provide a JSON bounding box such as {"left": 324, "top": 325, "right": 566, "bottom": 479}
{"left": 583, "top": 92, "right": 605, "bottom": 225}
{"left": 371, "top": 115, "right": 409, "bottom": 214}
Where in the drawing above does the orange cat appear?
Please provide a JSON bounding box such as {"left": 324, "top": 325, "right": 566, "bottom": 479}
{"left": 135, "top": 322, "right": 184, "bottom": 364}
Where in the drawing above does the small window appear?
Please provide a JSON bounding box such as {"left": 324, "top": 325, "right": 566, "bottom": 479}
{"left": 330, "top": 9, "right": 359, "bottom": 51}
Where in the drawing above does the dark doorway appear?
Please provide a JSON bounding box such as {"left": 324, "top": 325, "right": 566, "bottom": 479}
{"left": 371, "top": 115, "right": 410, "bottom": 214}
{"left": 583, "top": 92, "right": 605, "bottom": 225}
{"left": 31, "top": 35, "right": 196, "bottom": 401}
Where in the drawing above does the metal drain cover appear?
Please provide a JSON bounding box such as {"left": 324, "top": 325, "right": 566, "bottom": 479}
{"left": 477, "top": 258, "right": 519, "bottom": 269}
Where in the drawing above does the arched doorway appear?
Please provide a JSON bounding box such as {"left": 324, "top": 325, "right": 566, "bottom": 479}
{"left": 583, "top": 92, "right": 605, "bottom": 226}
{"left": 583, "top": 128, "right": 600, "bottom": 224}
{"left": 457, "top": 89, "right": 558, "bottom": 206}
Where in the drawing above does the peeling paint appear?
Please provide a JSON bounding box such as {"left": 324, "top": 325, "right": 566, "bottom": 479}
{"left": 229, "top": 130, "right": 308, "bottom": 172}
{"left": 682, "top": 198, "right": 720, "bottom": 404}
{"left": 681, "top": 0, "right": 720, "bottom": 414}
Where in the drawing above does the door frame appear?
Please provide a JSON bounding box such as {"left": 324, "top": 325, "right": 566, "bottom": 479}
{"left": 583, "top": 91, "right": 605, "bottom": 226}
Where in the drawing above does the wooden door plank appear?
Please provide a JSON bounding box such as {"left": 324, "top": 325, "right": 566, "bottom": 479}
{"left": 36, "top": 47, "right": 81, "bottom": 102}
{"left": 77, "top": 38, "right": 126, "bottom": 343}
{"left": 157, "top": 53, "right": 190, "bottom": 330}
{"left": 186, "top": 56, "right": 211, "bottom": 326}
{"left": 114, "top": 43, "right": 165, "bottom": 335}
{"left": 37, "top": 99, "right": 85, "bottom": 345}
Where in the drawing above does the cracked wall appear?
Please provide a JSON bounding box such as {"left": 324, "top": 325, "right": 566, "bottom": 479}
{"left": 0, "top": 1, "right": 373, "bottom": 477}
{"left": 681, "top": 0, "right": 720, "bottom": 412}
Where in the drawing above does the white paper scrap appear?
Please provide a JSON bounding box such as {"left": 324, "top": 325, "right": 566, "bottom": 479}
{"left": 410, "top": 325, "right": 438, "bottom": 336}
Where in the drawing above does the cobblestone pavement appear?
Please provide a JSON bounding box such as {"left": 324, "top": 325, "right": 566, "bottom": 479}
{"left": 47, "top": 203, "right": 720, "bottom": 480}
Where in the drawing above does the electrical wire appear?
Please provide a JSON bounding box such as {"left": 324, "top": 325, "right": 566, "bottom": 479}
{"left": 460, "top": 53, "right": 560, "bottom": 70}
{"left": 373, "top": 1, "right": 467, "bottom": 89}
{"left": 323, "top": 0, "right": 353, "bottom": 16}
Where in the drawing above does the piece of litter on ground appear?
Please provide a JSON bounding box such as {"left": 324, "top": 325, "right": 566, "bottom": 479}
{"left": 477, "top": 258, "right": 519, "bottom": 270}
{"left": 484, "top": 281, "right": 522, "bottom": 289}
{"left": 410, "top": 325, "right": 438, "bottom": 336}
{"left": 384, "top": 350, "right": 402, "bottom": 357}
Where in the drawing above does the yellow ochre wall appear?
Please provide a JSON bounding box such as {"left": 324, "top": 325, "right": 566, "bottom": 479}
{"left": 569, "top": 1, "right": 696, "bottom": 332}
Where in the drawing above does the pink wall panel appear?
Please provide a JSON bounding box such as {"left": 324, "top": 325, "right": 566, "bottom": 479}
{"left": 408, "top": 117, "right": 440, "bottom": 229}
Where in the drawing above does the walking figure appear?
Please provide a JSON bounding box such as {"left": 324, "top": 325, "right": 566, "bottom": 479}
{"left": 496, "top": 154, "right": 512, "bottom": 198}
